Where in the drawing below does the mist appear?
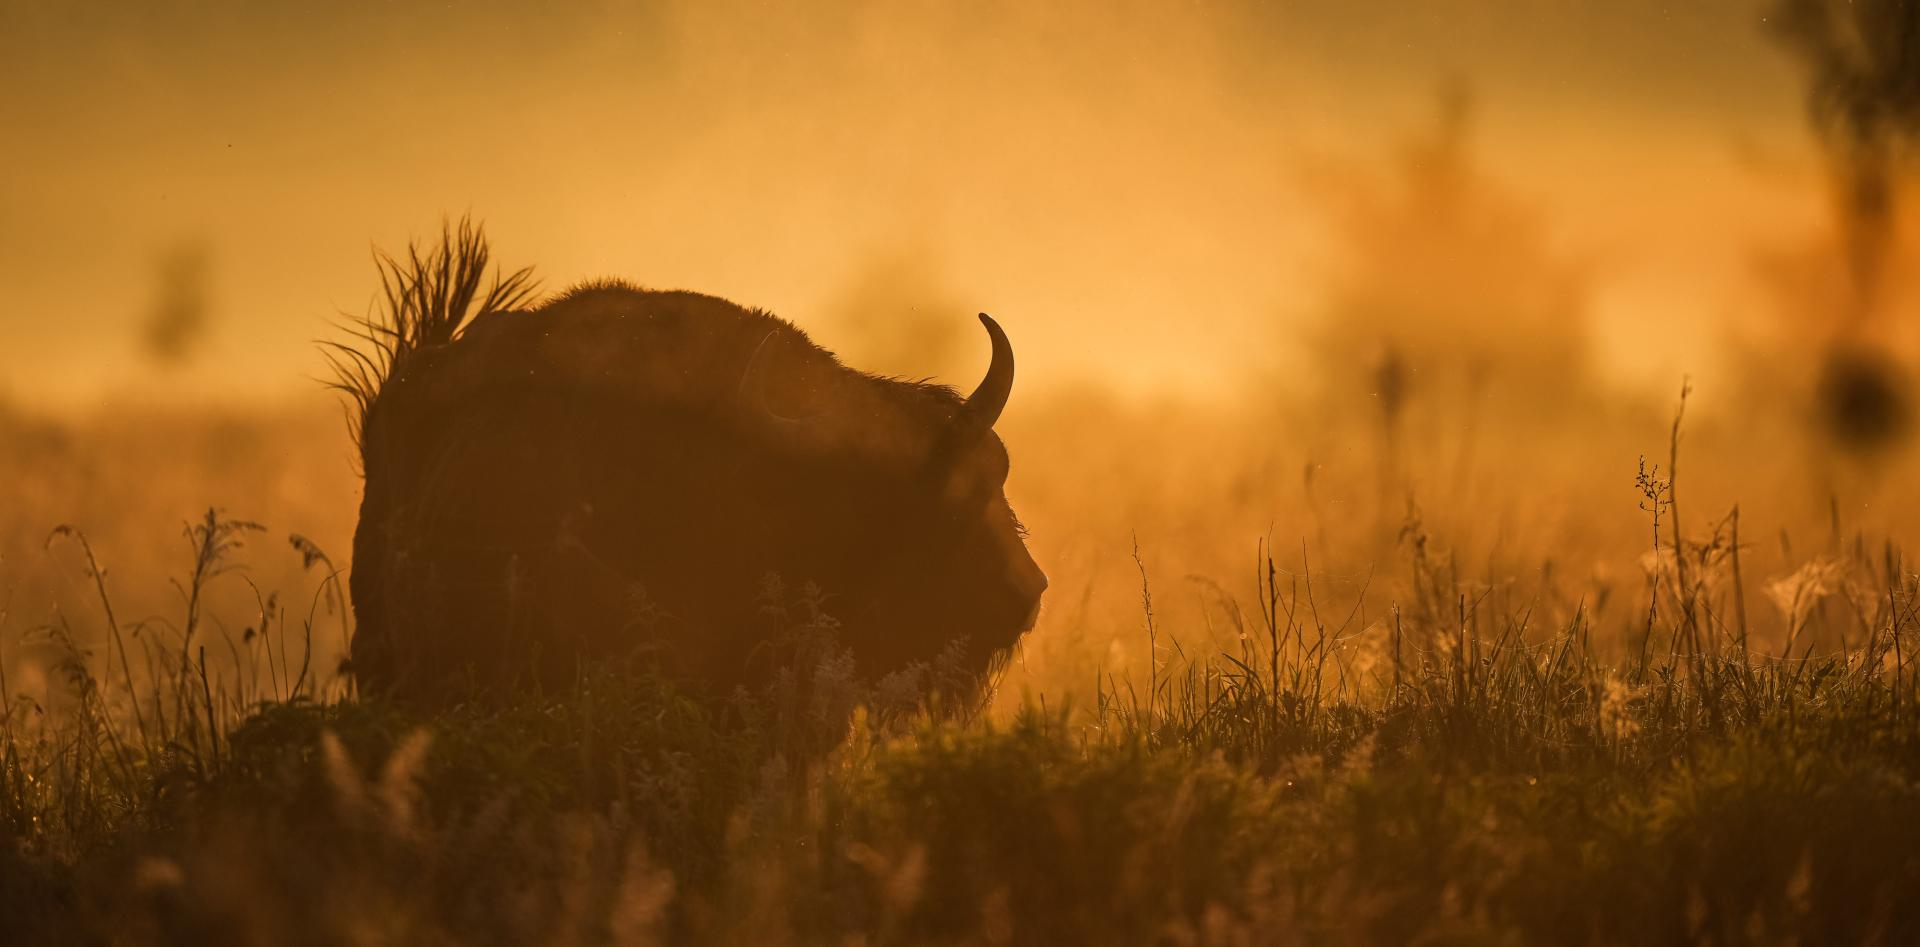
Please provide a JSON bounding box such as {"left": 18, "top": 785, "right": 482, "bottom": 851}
{"left": 2, "top": 0, "right": 1812, "bottom": 408}
{"left": 12, "top": 3, "right": 1920, "bottom": 942}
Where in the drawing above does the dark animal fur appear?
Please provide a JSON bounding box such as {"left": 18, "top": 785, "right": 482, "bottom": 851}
{"left": 336, "top": 220, "right": 1045, "bottom": 702}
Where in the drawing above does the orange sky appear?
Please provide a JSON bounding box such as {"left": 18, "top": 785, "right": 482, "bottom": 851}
{"left": 0, "top": 0, "right": 1826, "bottom": 409}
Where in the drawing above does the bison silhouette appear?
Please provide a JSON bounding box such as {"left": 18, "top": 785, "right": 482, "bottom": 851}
{"left": 331, "top": 221, "right": 1046, "bottom": 702}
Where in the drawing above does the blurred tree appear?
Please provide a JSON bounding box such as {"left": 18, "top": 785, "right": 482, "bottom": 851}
{"left": 142, "top": 240, "right": 212, "bottom": 365}
{"left": 1771, "top": 0, "right": 1920, "bottom": 324}
{"left": 1308, "top": 82, "right": 1594, "bottom": 423}
{"left": 1764, "top": 0, "right": 1920, "bottom": 454}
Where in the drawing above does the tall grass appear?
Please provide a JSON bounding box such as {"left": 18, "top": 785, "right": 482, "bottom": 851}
{"left": 4, "top": 437, "right": 1920, "bottom": 942}
{"left": 1, "top": 510, "right": 345, "bottom": 860}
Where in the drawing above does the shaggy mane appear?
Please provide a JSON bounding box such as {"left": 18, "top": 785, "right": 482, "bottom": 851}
{"left": 323, "top": 216, "right": 540, "bottom": 453}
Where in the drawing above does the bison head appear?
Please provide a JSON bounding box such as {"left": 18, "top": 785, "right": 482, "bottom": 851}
{"left": 736, "top": 310, "right": 1048, "bottom": 674}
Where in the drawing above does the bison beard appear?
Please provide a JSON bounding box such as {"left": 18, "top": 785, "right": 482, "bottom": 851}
{"left": 337, "top": 224, "right": 1046, "bottom": 704}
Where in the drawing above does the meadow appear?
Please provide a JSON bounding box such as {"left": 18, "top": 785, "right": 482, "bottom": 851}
{"left": 2, "top": 355, "right": 1918, "bottom": 945}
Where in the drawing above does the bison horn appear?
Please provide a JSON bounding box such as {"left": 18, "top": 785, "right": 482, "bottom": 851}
{"left": 960, "top": 313, "right": 1014, "bottom": 430}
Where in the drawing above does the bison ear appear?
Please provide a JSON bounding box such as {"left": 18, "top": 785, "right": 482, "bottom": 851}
{"left": 957, "top": 313, "right": 1014, "bottom": 432}
{"left": 737, "top": 331, "right": 784, "bottom": 408}
{"left": 739, "top": 329, "right": 840, "bottom": 451}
